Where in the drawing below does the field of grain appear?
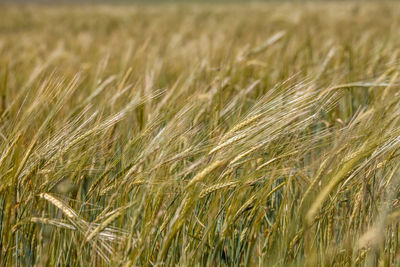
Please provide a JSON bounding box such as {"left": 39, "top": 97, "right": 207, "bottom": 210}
{"left": 1, "top": 2, "right": 400, "bottom": 266}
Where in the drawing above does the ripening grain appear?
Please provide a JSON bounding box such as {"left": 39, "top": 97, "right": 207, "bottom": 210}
{"left": 1, "top": 2, "right": 400, "bottom": 266}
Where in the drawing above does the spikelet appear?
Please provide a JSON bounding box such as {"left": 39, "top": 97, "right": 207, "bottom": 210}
{"left": 131, "top": 179, "right": 145, "bottom": 185}
{"left": 0, "top": 134, "right": 21, "bottom": 167}
{"left": 256, "top": 150, "right": 298, "bottom": 171}
{"left": 246, "top": 31, "right": 286, "bottom": 57}
{"left": 199, "top": 181, "right": 238, "bottom": 198}
{"left": 240, "top": 227, "right": 248, "bottom": 243}
{"left": 86, "top": 207, "right": 126, "bottom": 242}
{"left": 100, "top": 183, "right": 116, "bottom": 196}
{"left": 231, "top": 182, "right": 285, "bottom": 224}
{"left": 327, "top": 209, "right": 334, "bottom": 241}
{"left": 377, "top": 160, "right": 387, "bottom": 169}
{"left": 209, "top": 134, "right": 247, "bottom": 155}
{"left": 233, "top": 194, "right": 257, "bottom": 221}
{"left": 180, "top": 195, "right": 194, "bottom": 219}
{"left": 87, "top": 168, "right": 113, "bottom": 198}
{"left": 39, "top": 193, "right": 77, "bottom": 219}
{"left": 354, "top": 249, "right": 370, "bottom": 265}
{"left": 229, "top": 143, "right": 264, "bottom": 166}
{"left": 222, "top": 113, "right": 263, "bottom": 142}
{"left": 30, "top": 217, "right": 75, "bottom": 230}
{"left": 159, "top": 212, "right": 174, "bottom": 233}
{"left": 349, "top": 192, "right": 362, "bottom": 228}
{"left": 288, "top": 230, "right": 304, "bottom": 253}
{"left": 186, "top": 160, "right": 225, "bottom": 188}
{"left": 298, "top": 158, "right": 329, "bottom": 212}
{"left": 306, "top": 140, "right": 379, "bottom": 224}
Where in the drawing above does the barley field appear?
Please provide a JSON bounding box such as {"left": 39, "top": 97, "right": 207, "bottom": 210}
{"left": 1, "top": 2, "right": 400, "bottom": 266}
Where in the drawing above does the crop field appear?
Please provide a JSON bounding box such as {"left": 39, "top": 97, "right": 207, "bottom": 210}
{"left": 1, "top": 2, "right": 400, "bottom": 266}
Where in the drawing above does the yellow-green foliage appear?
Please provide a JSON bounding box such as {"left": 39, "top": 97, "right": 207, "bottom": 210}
{"left": 1, "top": 2, "right": 400, "bottom": 266}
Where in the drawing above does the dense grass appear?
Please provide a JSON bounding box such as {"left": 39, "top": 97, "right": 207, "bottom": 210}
{"left": 1, "top": 2, "right": 400, "bottom": 266}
